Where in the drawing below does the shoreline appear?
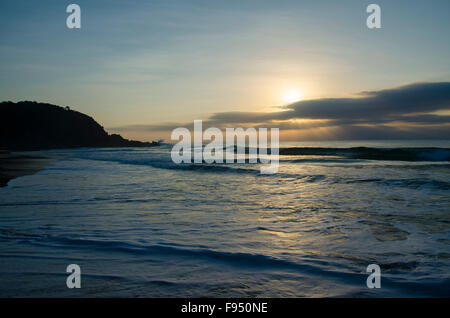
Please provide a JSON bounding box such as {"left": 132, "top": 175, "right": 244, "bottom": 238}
{"left": 0, "top": 150, "right": 58, "bottom": 187}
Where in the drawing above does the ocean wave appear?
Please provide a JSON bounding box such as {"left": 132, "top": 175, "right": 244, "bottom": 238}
{"left": 344, "top": 178, "right": 450, "bottom": 190}
{"left": 280, "top": 147, "right": 450, "bottom": 162}
{"left": 66, "top": 147, "right": 450, "bottom": 180}
{"left": 61, "top": 154, "right": 450, "bottom": 190}
{"left": 68, "top": 153, "right": 268, "bottom": 176}
{"left": 2, "top": 228, "right": 449, "bottom": 296}
{"left": 284, "top": 158, "right": 366, "bottom": 164}
{"left": 0, "top": 229, "right": 354, "bottom": 278}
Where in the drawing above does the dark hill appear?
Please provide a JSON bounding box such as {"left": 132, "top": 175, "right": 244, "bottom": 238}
{"left": 0, "top": 101, "right": 159, "bottom": 150}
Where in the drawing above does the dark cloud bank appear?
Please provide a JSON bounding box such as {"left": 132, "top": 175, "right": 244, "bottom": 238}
{"left": 112, "top": 82, "right": 450, "bottom": 140}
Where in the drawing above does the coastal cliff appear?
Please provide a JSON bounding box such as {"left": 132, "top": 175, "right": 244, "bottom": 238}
{"left": 0, "top": 101, "right": 159, "bottom": 150}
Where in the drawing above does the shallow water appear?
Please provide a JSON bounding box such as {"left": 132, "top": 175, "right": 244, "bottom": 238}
{"left": 0, "top": 144, "right": 449, "bottom": 297}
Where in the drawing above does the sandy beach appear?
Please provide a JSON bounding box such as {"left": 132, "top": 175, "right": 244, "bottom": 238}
{"left": 0, "top": 150, "right": 57, "bottom": 187}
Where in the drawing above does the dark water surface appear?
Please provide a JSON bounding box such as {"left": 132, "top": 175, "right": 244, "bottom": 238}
{"left": 0, "top": 142, "right": 449, "bottom": 297}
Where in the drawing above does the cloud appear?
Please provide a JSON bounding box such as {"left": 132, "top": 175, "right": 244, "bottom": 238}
{"left": 110, "top": 82, "right": 450, "bottom": 140}
{"left": 280, "top": 82, "right": 450, "bottom": 121}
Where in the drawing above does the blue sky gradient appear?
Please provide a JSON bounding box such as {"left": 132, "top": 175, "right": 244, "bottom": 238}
{"left": 1, "top": 1, "right": 449, "bottom": 140}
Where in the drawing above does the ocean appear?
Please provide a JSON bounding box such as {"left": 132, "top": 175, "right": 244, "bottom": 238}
{"left": 0, "top": 141, "right": 449, "bottom": 297}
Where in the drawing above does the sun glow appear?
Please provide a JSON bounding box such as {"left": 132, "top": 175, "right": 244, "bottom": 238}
{"left": 282, "top": 89, "right": 303, "bottom": 104}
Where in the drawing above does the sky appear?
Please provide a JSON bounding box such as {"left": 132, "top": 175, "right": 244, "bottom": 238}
{"left": 0, "top": 0, "right": 449, "bottom": 141}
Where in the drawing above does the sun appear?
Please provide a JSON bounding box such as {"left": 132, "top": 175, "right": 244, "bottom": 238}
{"left": 282, "top": 89, "right": 303, "bottom": 104}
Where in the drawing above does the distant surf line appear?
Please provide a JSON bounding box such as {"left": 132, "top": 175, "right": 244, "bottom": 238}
{"left": 170, "top": 120, "right": 279, "bottom": 174}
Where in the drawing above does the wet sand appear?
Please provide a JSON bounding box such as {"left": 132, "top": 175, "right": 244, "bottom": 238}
{"left": 0, "top": 150, "right": 57, "bottom": 187}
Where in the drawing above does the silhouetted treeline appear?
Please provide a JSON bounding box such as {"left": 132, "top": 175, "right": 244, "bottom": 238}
{"left": 0, "top": 101, "right": 159, "bottom": 150}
